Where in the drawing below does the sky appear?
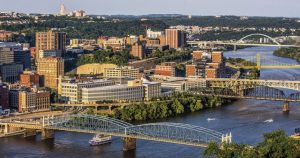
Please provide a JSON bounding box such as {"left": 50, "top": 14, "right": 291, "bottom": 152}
{"left": 0, "top": 0, "right": 299, "bottom": 17}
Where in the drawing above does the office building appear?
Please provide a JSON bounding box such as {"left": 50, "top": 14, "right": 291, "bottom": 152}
{"left": 131, "top": 42, "right": 145, "bottom": 59}
{"left": 35, "top": 30, "right": 66, "bottom": 58}
{"left": 18, "top": 90, "right": 50, "bottom": 113}
{"left": 36, "top": 91, "right": 51, "bottom": 111}
{"left": 104, "top": 66, "right": 140, "bottom": 79}
{"left": 20, "top": 71, "right": 40, "bottom": 88}
{"left": 155, "top": 62, "right": 177, "bottom": 77}
{"left": 82, "top": 80, "right": 144, "bottom": 103}
{"left": 9, "top": 90, "right": 19, "bottom": 109}
{"left": 0, "top": 63, "right": 23, "bottom": 83}
{"left": 0, "top": 85, "right": 9, "bottom": 109}
{"left": 38, "top": 50, "right": 62, "bottom": 58}
{"left": 142, "top": 79, "right": 161, "bottom": 101}
{"left": 60, "top": 79, "right": 115, "bottom": 103}
{"left": 165, "top": 29, "right": 186, "bottom": 49}
{"left": 0, "top": 47, "right": 30, "bottom": 69}
{"left": 37, "top": 57, "right": 64, "bottom": 89}
{"left": 18, "top": 91, "right": 36, "bottom": 112}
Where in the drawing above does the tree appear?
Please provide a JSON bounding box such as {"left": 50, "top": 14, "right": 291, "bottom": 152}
{"left": 171, "top": 99, "right": 185, "bottom": 115}
{"left": 203, "top": 130, "right": 300, "bottom": 158}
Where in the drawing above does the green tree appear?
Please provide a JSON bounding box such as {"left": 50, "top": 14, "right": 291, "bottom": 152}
{"left": 171, "top": 99, "right": 185, "bottom": 115}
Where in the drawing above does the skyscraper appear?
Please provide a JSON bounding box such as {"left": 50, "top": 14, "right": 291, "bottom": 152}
{"left": 60, "top": 4, "right": 66, "bottom": 16}
{"left": 35, "top": 30, "right": 66, "bottom": 59}
{"left": 165, "top": 29, "right": 186, "bottom": 49}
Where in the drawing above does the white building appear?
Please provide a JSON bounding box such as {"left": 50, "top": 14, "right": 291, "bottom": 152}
{"left": 82, "top": 84, "right": 144, "bottom": 103}
{"left": 142, "top": 79, "right": 161, "bottom": 101}
{"left": 146, "top": 29, "right": 164, "bottom": 39}
{"left": 60, "top": 79, "right": 115, "bottom": 103}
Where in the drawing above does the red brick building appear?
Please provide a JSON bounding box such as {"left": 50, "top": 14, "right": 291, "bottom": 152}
{"left": 205, "top": 67, "right": 219, "bottom": 78}
{"left": 165, "top": 29, "right": 186, "bottom": 49}
{"left": 211, "top": 51, "right": 223, "bottom": 63}
{"left": 186, "top": 64, "right": 196, "bottom": 77}
{"left": 192, "top": 51, "right": 203, "bottom": 61}
{"left": 20, "top": 71, "right": 40, "bottom": 88}
{"left": 131, "top": 42, "right": 145, "bottom": 59}
{"left": 30, "top": 47, "right": 36, "bottom": 58}
{"left": 155, "top": 62, "right": 177, "bottom": 77}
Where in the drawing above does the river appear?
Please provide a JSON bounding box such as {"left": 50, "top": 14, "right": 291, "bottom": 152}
{"left": 1, "top": 47, "right": 300, "bottom": 158}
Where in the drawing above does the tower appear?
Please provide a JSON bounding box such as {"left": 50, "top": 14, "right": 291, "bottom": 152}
{"left": 60, "top": 4, "right": 66, "bottom": 16}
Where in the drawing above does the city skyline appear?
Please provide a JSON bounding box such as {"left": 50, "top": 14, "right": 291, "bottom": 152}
{"left": 0, "top": 0, "right": 299, "bottom": 17}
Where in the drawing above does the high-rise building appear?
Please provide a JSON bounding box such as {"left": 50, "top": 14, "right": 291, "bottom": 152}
{"left": 165, "top": 29, "right": 186, "bottom": 49}
{"left": 60, "top": 4, "right": 66, "bottom": 16}
{"left": 0, "top": 47, "right": 30, "bottom": 69}
{"left": 0, "top": 64, "right": 23, "bottom": 83}
{"left": 130, "top": 43, "right": 145, "bottom": 59}
{"left": 0, "top": 85, "right": 9, "bottom": 109}
{"left": 37, "top": 57, "right": 64, "bottom": 89}
{"left": 35, "top": 30, "right": 66, "bottom": 58}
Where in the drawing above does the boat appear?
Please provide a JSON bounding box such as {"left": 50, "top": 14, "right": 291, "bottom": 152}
{"left": 207, "top": 118, "right": 216, "bottom": 121}
{"left": 89, "top": 134, "right": 112, "bottom": 146}
{"left": 264, "top": 119, "right": 273, "bottom": 123}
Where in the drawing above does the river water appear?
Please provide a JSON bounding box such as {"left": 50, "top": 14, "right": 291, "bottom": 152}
{"left": 1, "top": 47, "right": 300, "bottom": 158}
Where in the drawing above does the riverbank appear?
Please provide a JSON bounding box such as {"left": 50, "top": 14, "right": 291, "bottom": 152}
{"left": 110, "top": 93, "right": 232, "bottom": 122}
{"left": 273, "top": 47, "right": 300, "bottom": 62}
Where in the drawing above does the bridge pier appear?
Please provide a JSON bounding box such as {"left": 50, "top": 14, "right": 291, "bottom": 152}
{"left": 234, "top": 45, "right": 237, "bottom": 51}
{"left": 41, "top": 129, "right": 54, "bottom": 140}
{"left": 283, "top": 101, "right": 290, "bottom": 113}
{"left": 24, "top": 129, "right": 37, "bottom": 138}
{"left": 122, "top": 137, "right": 136, "bottom": 151}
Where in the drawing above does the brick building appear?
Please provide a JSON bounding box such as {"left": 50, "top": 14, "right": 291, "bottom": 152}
{"left": 130, "top": 42, "right": 145, "bottom": 59}
{"left": 20, "top": 71, "right": 40, "bottom": 88}
{"left": 155, "top": 62, "right": 177, "bottom": 77}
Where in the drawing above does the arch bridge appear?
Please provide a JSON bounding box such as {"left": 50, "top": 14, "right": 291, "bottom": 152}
{"left": 0, "top": 114, "right": 231, "bottom": 151}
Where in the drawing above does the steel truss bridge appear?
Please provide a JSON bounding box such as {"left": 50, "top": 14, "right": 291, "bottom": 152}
{"left": 188, "top": 78, "right": 300, "bottom": 111}
{"left": 0, "top": 114, "right": 231, "bottom": 148}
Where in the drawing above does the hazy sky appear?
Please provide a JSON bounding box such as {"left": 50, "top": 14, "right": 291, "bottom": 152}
{"left": 0, "top": 0, "right": 299, "bottom": 17}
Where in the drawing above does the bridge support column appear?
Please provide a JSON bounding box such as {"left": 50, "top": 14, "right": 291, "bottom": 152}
{"left": 234, "top": 45, "right": 237, "bottom": 51}
{"left": 24, "top": 129, "right": 37, "bottom": 138}
{"left": 41, "top": 129, "right": 54, "bottom": 140}
{"left": 283, "top": 101, "right": 290, "bottom": 113}
{"left": 122, "top": 137, "right": 136, "bottom": 151}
